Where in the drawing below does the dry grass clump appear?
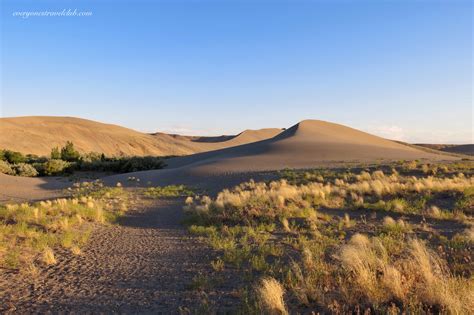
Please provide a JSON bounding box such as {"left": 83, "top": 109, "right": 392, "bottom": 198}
{"left": 255, "top": 277, "right": 288, "bottom": 315}
{"left": 339, "top": 235, "right": 473, "bottom": 313}
{"left": 42, "top": 247, "right": 57, "bottom": 265}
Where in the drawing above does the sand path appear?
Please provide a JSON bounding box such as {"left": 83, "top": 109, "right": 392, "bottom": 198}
{"left": 1, "top": 196, "right": 238, "bottom": 313}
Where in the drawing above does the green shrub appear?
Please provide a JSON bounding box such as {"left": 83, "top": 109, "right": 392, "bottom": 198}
{"left": 78, "top": 156, "right": 165, "bottom": 173}
{"left": 145, "top": 185, "right": 194, "bottom": 198}
{"left": 119, "top": 156, "right": 166, "bottom": 172}
{"left": 81, "top": 152, "right": 104, "bottom": 163}
{"left": 60, "top": 141, "right": 80, "bottom": 162}
{"left": 12, "top": 163, "right": 38, "bottom": 177}
{"left": 0, "top": 160, "right": 14, "bottom": 175}
{"left": 3, "top": 150, "right": 26, "bottom": 164}
{"left": 50, "top": 147, "right": 61, "bottom": 159}
{"left": 40, "top": 159, "right": 72, "bottom": 176}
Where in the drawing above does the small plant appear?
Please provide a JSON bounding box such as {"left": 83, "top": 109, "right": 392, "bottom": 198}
{"left": 42, "top": 247, "right": 57, "bottom": 265}
{"left": 211, "top": 258, "right": 225, "bottom": 271}
{"left": 50, "top": 146, "right": 61, "bottom": 159}
{"left": 255, "top": 277, "right": 288, "bottom": 315}
{"left": 188, "top": 274, "right": 211, "bottom": 291}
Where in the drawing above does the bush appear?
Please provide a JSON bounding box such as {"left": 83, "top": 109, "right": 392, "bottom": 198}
{"left": 50, "top": 147, "right": 61, "bottom": 159}
{"left": 12, "top": 163, "right": 38, "bottom": 177}
{"left": 40, "top": 159, "right": 72, "bottom": 176}
{"left": 119, "top": 156, "right": 166, "bottom": 172}
{"left": 81, "top": 152, "right": 104, "bottom": 163}
{"left": 60, "top": 141, "right": 80, "bottom": 162}
{"left": 3, "top": 150, "right": 26, "bottom": 164}
{"left": 78, "top": 156, "right": 165, "bottom": 173}
{"left": 0, "top": 160, "right": 14, "bottom": 175}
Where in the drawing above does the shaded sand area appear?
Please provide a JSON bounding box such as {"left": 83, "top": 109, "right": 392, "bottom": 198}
{"left": 0, "top": 173, "right": 68, "bottom": 203}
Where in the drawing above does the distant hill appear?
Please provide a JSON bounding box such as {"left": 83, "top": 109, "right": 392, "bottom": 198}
{"left": 0, "top": 116, "right": 282, "bottom": 157}
{"left": 416, "top": 144, "right": 474, "bottom": 156}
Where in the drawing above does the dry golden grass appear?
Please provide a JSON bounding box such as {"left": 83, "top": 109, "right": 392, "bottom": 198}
{"left": 185, "top": 165, "right": 473, "bottom": 313}
{"left": 339, "top": 235, "right": 473, "bottom": 313}
{"left": 42, "top": 247, "right": 57, "bottom": 265}
{"left": 255, "top": 277, "right": 288, "bottom": 315}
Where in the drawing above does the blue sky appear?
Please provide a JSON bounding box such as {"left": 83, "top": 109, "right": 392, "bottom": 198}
{"left": 1, "top": 0, "right": 472, "bottom": 143}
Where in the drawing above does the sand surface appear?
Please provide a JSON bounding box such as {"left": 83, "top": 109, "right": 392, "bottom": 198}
{"left": 0, "top": 116, "right": 282, "bottom": 157}
{"left": 0, "top": 196, "right": 241, "bottom": 313}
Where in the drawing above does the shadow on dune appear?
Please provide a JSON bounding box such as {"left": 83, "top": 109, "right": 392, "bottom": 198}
{"left": 0, "top": 173, "right": 69, "bottom": 203}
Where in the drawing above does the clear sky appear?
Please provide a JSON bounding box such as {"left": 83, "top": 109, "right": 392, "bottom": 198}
{"left": 1, "top": 0, "right": 472, "bottom": 143}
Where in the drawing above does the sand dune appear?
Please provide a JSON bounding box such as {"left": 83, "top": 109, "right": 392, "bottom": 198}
{"left": 106, "top": 120, "right": 457, "bottom": 186}
{"left": 0, "top": 116, "right": 281, "bottom": 157}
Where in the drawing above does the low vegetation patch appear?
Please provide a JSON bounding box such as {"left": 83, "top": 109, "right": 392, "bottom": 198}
{"left": 185, "top": 163, "right": 473, "bottom": 313}
{"left": 0, "top": 142, "right": 166, "bottom": 177}
{"left": 144, "top": 185, "right": 195, "bottom": 198}
{"left": 0, "top": 181, "right": 129, "bottom": 271}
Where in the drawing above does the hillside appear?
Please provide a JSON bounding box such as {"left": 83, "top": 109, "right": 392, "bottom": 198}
{"left": 0, "top": 116, "right": 281, "bottom": 157}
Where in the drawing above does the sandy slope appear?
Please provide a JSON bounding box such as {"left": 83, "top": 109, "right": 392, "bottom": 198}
{"left": 0, "top": 116, "right": 282, "bottom": 157}
{"left": 106, "top": 120, "right": 456, "bottom": 186}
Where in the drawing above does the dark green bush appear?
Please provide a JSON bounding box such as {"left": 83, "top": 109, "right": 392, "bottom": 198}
{"left": 60, "top": 141, "right": 80, "bottom": 162}
{"left": 3, "top": 150, "right": 26, "bottom": 164}
{"left": 78, "top": 156, "right": 165, "bottom": 173}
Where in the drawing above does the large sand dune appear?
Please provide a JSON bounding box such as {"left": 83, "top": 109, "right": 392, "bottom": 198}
{"left": 0, "top": 116, "right": 281, "bottom": 157}
{"left": 106, "top": 120, "right": 457, "bottom": 187}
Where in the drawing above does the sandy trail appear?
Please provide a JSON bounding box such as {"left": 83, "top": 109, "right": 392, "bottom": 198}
{"left": 0, "top": 195, "right": 238, "bottom": 313}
